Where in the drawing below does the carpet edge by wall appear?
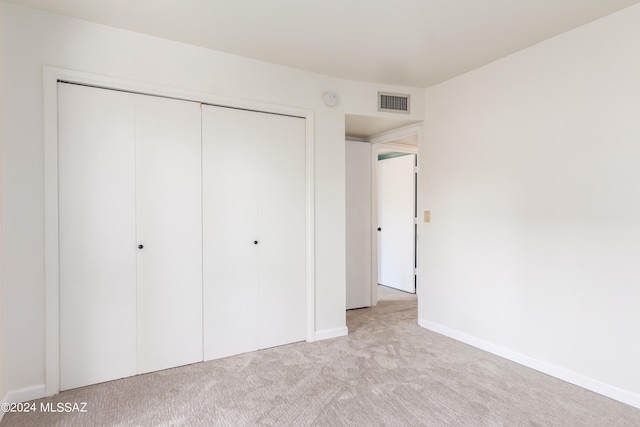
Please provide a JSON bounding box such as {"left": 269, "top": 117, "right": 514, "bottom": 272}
{"left": 418, "top": 318, "right": 640, "bottom": 410}
{"left": 314, "top": 326, "right": 348, "bottom": 341}
{"left": 5, "top": 384, "right": 45, "bottom": 404}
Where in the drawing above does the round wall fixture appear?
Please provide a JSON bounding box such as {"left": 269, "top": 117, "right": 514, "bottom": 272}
{"left": 323, "top": 91, "right": 339, "bottom": 107}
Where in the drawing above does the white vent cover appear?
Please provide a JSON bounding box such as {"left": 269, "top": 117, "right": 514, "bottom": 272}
{"left": 378, "top": 92, "right": 410, "bottom": 114}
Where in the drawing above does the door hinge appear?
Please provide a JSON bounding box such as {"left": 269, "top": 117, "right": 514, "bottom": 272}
{"left": 414, "top": 217, "right": 418, "bottom": 225}
{"left": 413, "top": 268, "right": 417, "bottom": 275}
{"left": 414, "top": 166, "right": 418, "bottom": 174}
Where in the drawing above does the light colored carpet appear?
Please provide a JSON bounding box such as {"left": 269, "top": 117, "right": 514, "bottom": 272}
{"left": 3, "top": 286, "right": 639, "bottom": 426}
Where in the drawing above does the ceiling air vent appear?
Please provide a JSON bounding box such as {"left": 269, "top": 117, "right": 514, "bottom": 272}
{"left": 378, "top": 91, "right": 410, "bottom": 114}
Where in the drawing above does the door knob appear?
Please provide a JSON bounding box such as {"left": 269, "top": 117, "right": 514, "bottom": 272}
{"left": 378, "top": 227, "right": 381, "bottom": 231}
{"left": 254, "top": 241, "right": 258, "bottom": 245}
{"left": 138, "top": 244, "right": 144, "bottom": 249}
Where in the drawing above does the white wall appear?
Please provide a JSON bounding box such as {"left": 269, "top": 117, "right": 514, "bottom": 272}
{"left": 0, "top": 3, "right": 424, "bottom": 397}
{"left": 0, "top": 0, "right": 8, "bottom": 411}
{"left": 420, "top": 4, "right": 640, "bottom": 408}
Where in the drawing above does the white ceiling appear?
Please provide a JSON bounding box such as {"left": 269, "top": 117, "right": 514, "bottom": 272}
{"left": 6, "top": 0, "right": 640, "bottom": 88}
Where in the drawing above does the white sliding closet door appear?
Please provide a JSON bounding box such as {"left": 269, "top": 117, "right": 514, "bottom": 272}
{"left": 256, "top": 113, "right": 306, "bottom": 349}
{"left": 202, "top": 105, "right": 306, "bottom": 360}
{"left": 378, "top": 154, "right": 416, "bottom": 293}
{"left": 59, "top": 83, "right": 137, "bottom": 390}
{"left": 202, "top": 106, "right": 259, "bottom": 360}
{"left": 135, "top": 95, "right": 203, "bottom": 374}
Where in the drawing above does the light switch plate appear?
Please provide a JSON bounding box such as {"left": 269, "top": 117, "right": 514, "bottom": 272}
{"left": 424, "top": 210, "right": 431, "bottom": 223}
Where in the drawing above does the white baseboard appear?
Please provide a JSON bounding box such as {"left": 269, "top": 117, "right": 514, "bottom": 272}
{"left": 418, "top": 318, "right": 640, "bottom": 410}
{"left": 314, "top": 326, "right": 348, "bottom": 341}
{"left": 5, "top": 384, "right": 46, "bottom": 404}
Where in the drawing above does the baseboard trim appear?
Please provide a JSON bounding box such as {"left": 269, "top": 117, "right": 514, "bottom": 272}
{"left": 314, "top": 326, "right": 348, "bottom": 341}
{"left": 418, "top": 318, "right": 640, "bottom": 409}
{"left": 5, "top": 384, "right": 46, "bottom": 404}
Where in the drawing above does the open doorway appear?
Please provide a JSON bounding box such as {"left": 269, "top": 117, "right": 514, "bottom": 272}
{"left": 345, "top": 114, "right": 422, "bottom": 311}
{"left": 377, "top": 150, "right": 417, "bottom": 295}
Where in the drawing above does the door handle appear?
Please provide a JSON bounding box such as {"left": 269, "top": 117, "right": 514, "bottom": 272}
{"left": 254, "top": 241, "right": 258, "bottom": 245}
{"left": 378, "top": 227, "right": 381, "bottom": 231}
{"left": 138, "top": 244, "right": 144, "bottom": 249}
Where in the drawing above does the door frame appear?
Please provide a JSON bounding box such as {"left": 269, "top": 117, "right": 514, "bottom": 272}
{"left": 43, "top": 67, "right": 316, "bottom": 396}
{"left": 369, "top": 125, "right": 421, "bottom": 306}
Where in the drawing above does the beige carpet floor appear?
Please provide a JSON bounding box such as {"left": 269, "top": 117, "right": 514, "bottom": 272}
{"left": 3, "top": 286, "right": 639, "bottom": 426}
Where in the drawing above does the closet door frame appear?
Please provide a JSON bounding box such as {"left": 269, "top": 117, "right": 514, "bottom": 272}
{"left": 43, "top": 67, "right": 316, "bottom": 396}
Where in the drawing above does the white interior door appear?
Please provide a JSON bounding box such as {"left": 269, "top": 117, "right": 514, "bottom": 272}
{"left": 377, "top": 154, "right": 416, "bottom": 293}
{"left": 202, "top": 105, "right": 260, "bottom": 360}
{"left": 135, "top": 95, "right": 203, "bottom": 373}
{"left": 58, "top": 83, "right": 137, "bottom": 390}
{"left": 256, "top": 113, "right": 306, "bottom": 349}
{"left": 345, "top": 140, "right": 372, "bottom": 309}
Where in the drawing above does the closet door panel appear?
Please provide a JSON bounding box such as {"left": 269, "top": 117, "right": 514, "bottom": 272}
{"left": 257, "top": 114, "right": 306, "bottom": 349}
{"left": 202, "top": 105, "right": 259, "bottom": 360}
{"left": 58, "top": 83, "right": 137, "bottom": 390}
{"left": 135, "top": 95, "right": 203, "bottom": 373}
